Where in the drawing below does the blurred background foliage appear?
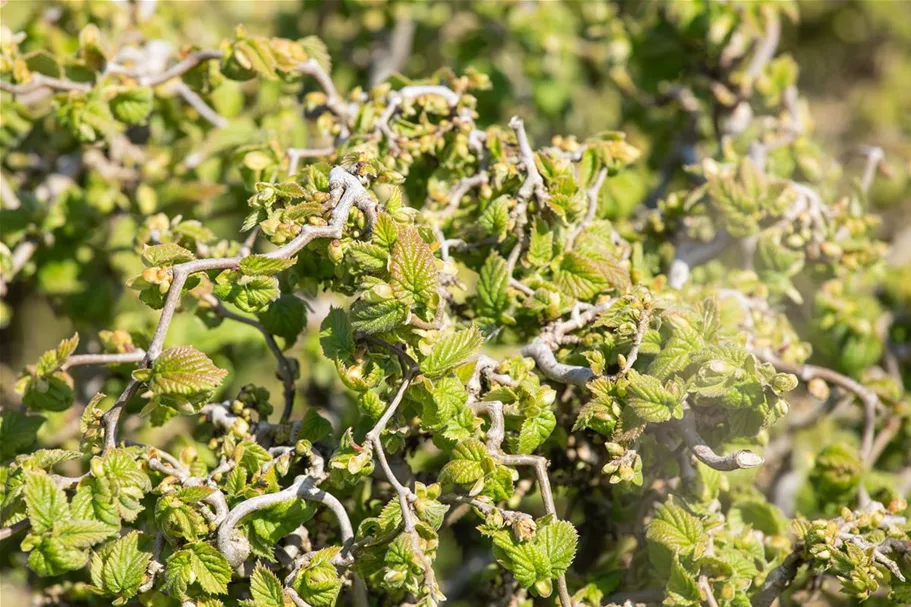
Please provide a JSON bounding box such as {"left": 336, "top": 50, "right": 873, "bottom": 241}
{"left": 0, "top": 0, "right": 908, "bottom": 601}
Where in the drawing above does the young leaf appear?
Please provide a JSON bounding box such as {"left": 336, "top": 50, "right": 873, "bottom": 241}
{"left": 319, "top": 307, "right": 355, "bottom": 361}
{"left": 624, "top": 370, "right": 684, "bottom": 423}
{"left": 24, "top": 471, "right": 70, "bottom": 534}
{"left": 439, "top": 438, "right": 490, "bottom": 485}
{"left": 538, "top": 519, "right": 578, "bottom": 577}
{"left": 293, "top": 546, "right": 343, "bottom": 607}
{"left": 239, "top": 255, "right": 296, "bottom": 276}
{"left": 350, "top": 298, "right": 408, "bottom": 334}
{"left": 90, "top": 531, "right": 152, "bottom": 604}
{"left": 149, "top": 346, "right": 228, "bottom": 396}
{"left": 247, "top": 565, "right": 285, "bottom": 607}
{"left": 213, "top": 273, "right": 281, "bottom": 313}
{"left": 390, "top": 227, "right": 438, "bottom": 305}
{"left": 477, "top": 253, "right": 510, "bottom": 320}
{"left": 109, "top": 87, "right": 154, "bottom": 125}
{"left": 420, "top": 325, "right": 483, "bottom": 377}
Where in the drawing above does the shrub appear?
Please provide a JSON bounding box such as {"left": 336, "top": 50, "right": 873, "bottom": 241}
{"left": 1, "top": 2, "right": 908, "bottom": 607}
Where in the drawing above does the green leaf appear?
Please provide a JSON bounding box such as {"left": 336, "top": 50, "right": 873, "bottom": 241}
{"left": 35, "top": 333, "right": 79, "bottom": 376}
{"left": 214, "top": 273, "right": 281, "bottom": 313}
{"left": 239, "top": 255, "right": 296, "bottom": 276}
{"left": 538, "top": 519, "right": 578, "bottom": 576}
{"left": 248, "top": 565, "right": 285, "bottom": 607}
{"left": 89, "top": 449, "right": 152, "bottom": 524}
{"left": 439, "top": 438, "right": 490, "bottom": 485}
{"left": 554, "top": 252, "right": 610, "bottom": 299}
{"left": 294, "top": 546, "right": 343, "bottom": 607}
{"left": 0, "top": 410, "right": 45, "bottom": 459}
{"left": 420, "top": 325, "right": 483, "bottom": 377}
{"left": 27, "top": 535, "right": 90, "bottom": 576}
{"left": 56, "top": 519, "right": 112, "bottom": 548}
{"left": 665, "top": 554, "right": 701, "bottom": 606}
{"left": 24, "top": 471, "right": 69, "bottom": 534}
{"left": 350, "top": 298, "right": 408, "bottom": 334}
{"left": 165, "top": 542, "right": 232, "bottom": 599}
{"left": 646, "top": 500, "right": 704, "bottom": 573}
{"left": 109, "top": 87, "right": 154, "bottom": 125}
{"left": 517, "top": 409, "right": 556, "bottom": 454}
{"left": 149, "top": 346, "right": 228, "bottom": 396}
{"left": 141, "top": 243, "right": 195, "bottom": 267}
{"left": 258, "top": 294, "right": 307, "bottom": 344}
{"left": 527, "top": 218, "right": 554, "bottom": 266}
{"left": 624, "top": 371, "right": 684, "bottom": 423}
{"left": 192, "top": 542, "right": 233, "bottom": 594}
{"left": 320, "top": 307, "right": 355, "bottom": 361}
{"left": 155, "top": 493, "right": 207, "bottom": 543}
{"left": 348, "top": 242, "right": 388, "bottom": 272}
{"left": 245, "top": 499, "right": 315, "bottom": 561}
{"left": 390, "top": 227, "right": 438, "bottom": 305}
{"left": 479, "top": 196, "right": 511, "bottom": 241}
{"left": 477, "top": 253, "right": 510, "bottom": 320}
{"left": 648, "top": 336, "right": 696, "bottom": 382}
{"left": 22, "top": 374, "right": 75, "bottom": 412}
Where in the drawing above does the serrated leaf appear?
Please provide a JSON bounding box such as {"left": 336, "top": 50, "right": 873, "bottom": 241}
{"left": 538, "top": 519, "right": 578, "bottom": 576}
{"left": 517, "top": 409, "right": 556, "bottom": 454}
{"left": 35, "top": 333, "right": 79, "bottom": 376}
{"left": 294, "top": 546, "right": 343, "bottom": 607}
{"left": 239, "top": 255, "right": 296, "bottom": 276}
{"left": 350, "top": 298, "right": 408, "bottom": 334}
{"left": 109, "top": 87, "right": 153, "bottom": 125}
{"left": 646, "top": 500, "right": 704, "bottom": 574}
{"left": 214, "top": 273, "right": 281, "bottom": 313}
{"left": 319, "top": 307, "right": 355, "bottom": 361}
{"left": 489, "top": 530, "right": 551, "bottom": 590}
{"left": 439, "top": 438, "right": 490, "bottom": 485}
{"left": 420, "top": 325, "right": 483, "bottom": 377}
{"left": 249, "top": 565, "right": 285, "bottom": 607}
{"left": 245, "top": 499, "right": 315, "bottom": 561}
{"left": 27, "top": 535, "right": 89, "bottom": 576}
{"left": 554, "top": 252, "right": 610, "bottom": 299}
{"left": 166, "top": 542, "right": 232, "bottom": 599}
{"left": 527, "top": 218, "right": 554, "bottom": 266}
{"left": 390, "top": 227, "right": 438, "bottom": 306}
{"left": 479, "top": 196, "right": 511, "bottom": 241}
{"left": 24, "top": 471, "right": 69, "bottom": 534}
{"left": 141, "top": 243, "right": 195, "bottom": 267}
{"left": 665, "top": 554, "right": 701, "bottom": 606}
{"left": 56, "top": 519, "right": 112, "bottom": 548}
{"left": 348, "top": 242, "right": 388, "bottom": 272}
{"left": 258, "top": 294, "right": 307, "bottom": 344}
{"left": 192, "top": 542, "right": 233, "bottom": 594}
{"left": 373, "top": 213, "right": 399, "bottom": 250}
{"left": 624, "top": 370, "right": 684, "bottom": 423}
{"left": 648, "top": 336, "right": 696, "bottom": 382}
{"left": 477, "top": 253, "right": 509, "bottom": 320}
{"left": 23, "top": 449, "right": 82, "bottom": 470}
{"left": 90, "top": 449, "right": 152, "bottom": 524}
{"left": 149, "top": 346, "right": 227, "bottom": 396}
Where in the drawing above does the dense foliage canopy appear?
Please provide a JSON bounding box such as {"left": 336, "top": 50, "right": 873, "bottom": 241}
{"left": 1, "top": 2, "right": 909, "bottom": 607}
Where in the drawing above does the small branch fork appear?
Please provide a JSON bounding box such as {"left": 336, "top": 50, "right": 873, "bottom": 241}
{"left": 362, "top": 366, "right": 443, "bottom": 602}
{"left": 216, "top": 451, "right": 354, "bottom": 570}
{"left": 202, "top": 294, "right": 298, "bottom": 423}
{"left": 521, "top": 303, "right": 762, "bottom": 472}
{"left": 98, "top": 167, "right": 377, "bottom": 452}
{"left": 750, "top": 348, "right": 878, "bottom": 465}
